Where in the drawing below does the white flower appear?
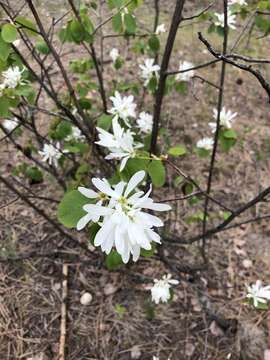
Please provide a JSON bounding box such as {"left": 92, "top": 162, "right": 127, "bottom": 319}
{"left": 228, "top": 0, "right": 247, "bottom": 5}
{"left": 214, "top": 11, "right": 237, "bottom": 29}
{"left": 110, "top": 48, "right": 120, "bottom": 63}
{"left": 12, "top": 39, "right": 21, "bottom": 47}
{"left": 151, "top": 274, "right": 179, "bottom": 304}
{"left": 196, "top": 137, "right": 214, "bottom": 151}
{"left": 39, "top": 143, "right": 67, "bottom": 167}
{"left": 175, "top": 61, "right": 194, "bottom": 82}
{"left": 2, "top": 118, "right": 18, "bottom": 132}
{"left": 139, "top": 58, "right": 160, "bottom": 87}
{"left": 96, "top": 117, "right": 143, "bottom": 171}
{"left": 136, "top": 112, "right": 153, "bottom": 134}
{"left": 155, "top": 23, "right": 166, "bottom": 34}
{"left": 109, "top": 91, "right": 137, "bottom": 127}
{"left": 2, "top": 66, "right": 25, "bottom": 89}
{"left": 77, "top": 170, "right": 171, "bottom": 263}
{"left": 66, "top": 126, "right": 84, "bottom": 141}
{"left": 246, "top": 280, "right": 270, "bottom": 308}
{"left": 209, "top": 107, "right": 237, "bottom": 133}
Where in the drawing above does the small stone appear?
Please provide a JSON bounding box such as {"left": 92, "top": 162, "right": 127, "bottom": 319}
{"left": 80, "top": 292, "right": 93, "bottom": 305}
{"left": 242, "top": 259, "right": 253, "bottom": 268}
{"left": 104, "top": 283, "right": 117, "bottom": 296}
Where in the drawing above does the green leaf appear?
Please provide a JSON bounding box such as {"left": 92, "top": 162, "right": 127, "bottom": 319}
{"left": 0, "top": 37, "right": 11, "bottom": 61}
{"left": 57, "top": 190, "right": 91, "bottom": 228}
{"left": 141, "top": 242, "right": 156, "bottom": 257}
{"left": 175, "top": 81, "right": 187, "bottom": 94}
{"left": 196, "top": 147, "right": 210, "bottom": 158}
{"left": 97, "top": 114, "right": 112, "bottom": 130}
{"left": 148, "top": 35, "right": 160, "bottom": 53}
{"left": 70, "top": 20, "right": 86, "bottom": 43}
{"left": 124, "top": 13, "right": 136, "bottom": 34}
{"left": 148, "top": 160, "right": 166, "bottom": 187}
{"left": 223, "top": 128, "right": 237, "bottom": 139}
{"left": 168, "top": 144, "right": 186, "bottom": 157}
{"left": 35, "top": 40, "right": 50, "bottom": 54}
{"left": 105, "top": 250, "right": 124, "bottom": 270}
{"left": 15, "top": 16, "right": 38, "bottom": 36}
{"left": 1, "top": 24, "right": 18, "bottom": 43}
{"left": 25, "top": 166, "right": 43, "bottom": 183}
{"left": 0, "top": 96, "right": 10, "bottom": 117}
{"left": 88, "top": 222, "right": 100, "bottom": 245}
{"left": 182, "top": 182, "right": 193, "bottom": 195}
{"left": 112, "top": 13, "right": 123, "bottom": 33}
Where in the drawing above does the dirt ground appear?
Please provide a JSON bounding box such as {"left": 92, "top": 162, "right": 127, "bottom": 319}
{"left": 1, "top": 1, "right": 270, "bottom": 359}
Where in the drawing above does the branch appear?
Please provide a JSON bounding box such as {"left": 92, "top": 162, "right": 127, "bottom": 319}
{"left": 150, "top": 0, "right": 186, "bottom": 155}
{"left": 198, "top": 32, "right": 270, "bottom": 100}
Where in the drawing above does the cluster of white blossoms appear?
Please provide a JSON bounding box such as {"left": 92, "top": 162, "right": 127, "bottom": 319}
{"left": 214, "top": 1, "right": 247, "bottom": 30}
{"left": 96, "top": 91, "right": 154, "bottom": 170}
{"left": 109, "top": 48, "right": 120, "bottom": 64}
{"left": 39, "top": 143, "right": 68, "bottom": 167}
{"left": 151, "top": 274, "right": 179, "bottom": 304}
{"left": 196, "top": 137, "right": 214, "bottom": 151}
{"left": 176, "top": 60, "right": 195, "bottom": 82}
{"left": 209, "top": 107, "right": 237, "bottom": 133}
{"left": 109, "top": 91, "right": 136, "bottom": 127}
{"left": 77, "top": 170, "right": 171, "bottom": 263}
{"left": 136, "top": 112, "right": 153, "bottom": 134}
{"left": 140, "top": 58, "right": 160, "bottom": 86}
{"left": 66, "top": 126, "right": 84, "bottom": 141}
{"left": 2, "top": 118, "right": 18, "bottom": 132}
{"left": 96, "top": 117, "right": 143, "bottom": 171}
{"left": 228, "top": 0, "right": 247, "bottom": 5}
{"left": 1, "top": 66, "right": 26, "bottom": 90}
{"left": 196, "top": 107, "right": 237, "bottom": 151}
{"left": 155, "top": 23, "right": 166, "bottom": 35}
{"left": 246, "top": 280, "right": 270, "bottom": 308}
{"left": 214, "top": 11, "right": 237, "bottom": 29}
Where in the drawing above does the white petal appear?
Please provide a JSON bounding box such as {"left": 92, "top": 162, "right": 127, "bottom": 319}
{"left": 94, "top": 219, "right": 114, "bottom": 247}
{"left": 83, "top": 204, "right": 113, "bottom": 216}
{"left": 77, "top": 213, "right": 92, "bottom": 231}
{"left": 78, "top": 186, "right": 99, "bottom": 198}
{"left": 92, "top": 178, "right": 119, "bottom": 198}
{"left": 119, "top": 156, "right": 130, "bottom": 172}
{"left": 124, "top": 170, "right": 145, "bottom": 197}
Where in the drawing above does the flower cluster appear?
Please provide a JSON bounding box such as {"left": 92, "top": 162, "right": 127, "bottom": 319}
{"left": 209, "top": 107, "right": 237, "bottom": 133}
{"left": 96, "top": 91, "right": 155, "bottom": 171}
{"left": 96, "top": 117, "right": 143, "bottom": 171}
{"left": 196, "top": 137, "right": 214, "bottom": 151}
{"left": 77, "top": 170, "right": 171, "bottom": 263}
{"left": 155, "top": 23, "right": 166, "bottom": 35}
{"left": 39, "top": 143, "right": 68, "bottom": 167}
{"left": 1, "top": 66, "right": 26, "bottom": 90}
{"left": 151, "top": 274, "right": 179, "bottom": 304}
{"left": 140, "top": 58, "right": 160, "bottom": 87}
{"left": 246, "top": 280, "right": 270, "bottom": 308}
{"left": 176, "top": 60, "right": 195, "bottom": 82}
{"left": 109, "top": 48, "right": 120, "bottom": 64}
{"left": 2, "top": 118, "right": 18, "bottom": 132}
{"left": 214, "top": 11, "right": 237, "bottom": 29}
{"left": 196, "top": 107, "right": 237, "bottom": 152}
{"left": 214, "top": 0, "right": 247, "bottom": 30}
{"left": 109, "top": 91, "right": 136, "bottom": 127}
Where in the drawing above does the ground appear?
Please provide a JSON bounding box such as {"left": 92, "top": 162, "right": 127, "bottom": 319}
{"left": 1, "top": 1, "right": 270, "bottom": 359}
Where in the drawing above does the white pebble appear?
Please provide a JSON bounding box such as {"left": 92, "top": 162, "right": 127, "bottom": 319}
{"left": 80, "top": 292, "right": 93, "bottom": 305}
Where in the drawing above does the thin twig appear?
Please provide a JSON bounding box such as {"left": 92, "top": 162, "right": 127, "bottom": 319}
{"left": 59, "top": 264, "right": 68, "bottom": 360}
